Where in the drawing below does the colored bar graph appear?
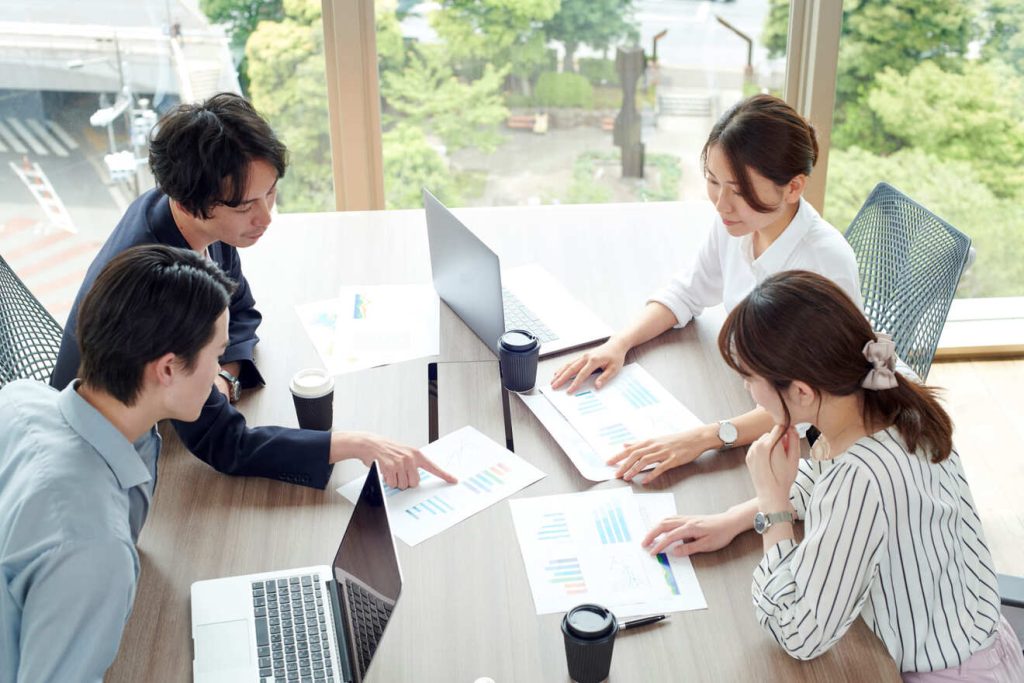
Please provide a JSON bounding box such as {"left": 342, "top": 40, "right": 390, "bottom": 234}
{"left": 544, "top": 558, "right": 587, "bottom": 595}
{"left": 574, "top": 390, "right": 604, "bottom": 416}
{"left": 657, "top": 553, "right": 681, "bottom": 595}
{"left": 537, "top": 512, "right": 570, "bottom": 541}
{"left": 404, "top": 494, "right": 455, "bottom": 520}
{"left": 594, "top": 503, "right": 631, "bottom": 544}
{"left": 620, "top": 375, "right": 658, "bottom": 408}
{"left": 597, "top": 423, "right": 634, "bottom": 447}
{"left": 462, "top": 462, "right": 512, "bottom": 494}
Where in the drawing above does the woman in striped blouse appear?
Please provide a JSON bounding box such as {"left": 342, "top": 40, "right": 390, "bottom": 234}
{"left": 645, "top": 270, "right": 1023, "bottom": 681}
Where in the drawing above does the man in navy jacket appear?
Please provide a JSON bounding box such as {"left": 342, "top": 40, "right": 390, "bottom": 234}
{"left": 52, "top": 93, "right": 453, "bottom": 491}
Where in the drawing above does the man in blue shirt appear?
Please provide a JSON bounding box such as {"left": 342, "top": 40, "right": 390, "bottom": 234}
{"left": 51, "top": 93, "right": 453, "bottom": 492}
{"left": 0, "top": 245, "right": 234, "bottom": 681}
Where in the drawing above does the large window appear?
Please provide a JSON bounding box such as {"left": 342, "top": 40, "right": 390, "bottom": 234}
{"left": 199, "top": 0, "right": 335, "bottom": 213}
{"left": 0, "top": 1, "right": 203, "bottom": 323}
{"left": 819, "top": 0, "right": 1024, "bottom": 298}
{"left": 374, "top": 0, "right": 787, "bottom": 208}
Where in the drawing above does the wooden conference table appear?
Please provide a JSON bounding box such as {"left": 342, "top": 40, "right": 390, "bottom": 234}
{"left": 106, "top": 201, "right": 899, "bottom": 682}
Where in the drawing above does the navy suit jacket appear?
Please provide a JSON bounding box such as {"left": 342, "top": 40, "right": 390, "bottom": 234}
{"left": 51, "top": 188, "right": 333, "bottom": 489}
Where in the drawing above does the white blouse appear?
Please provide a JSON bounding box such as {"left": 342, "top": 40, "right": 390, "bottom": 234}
{"left": 649, "top": 198, "right": 863, "bottom": 327}
{"left": 756, "top": 428, "right": 1003, "bottom": 673}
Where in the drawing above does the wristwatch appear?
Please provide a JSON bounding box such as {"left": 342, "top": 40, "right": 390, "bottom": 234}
{"left": 218, "top": 369, "right": 242, "bottom": 403}
{"left": 717, "top": 419, "right": 738, "bottom": 448}
{"left": 754, "top": 510, "right": 795, "bottom": 535}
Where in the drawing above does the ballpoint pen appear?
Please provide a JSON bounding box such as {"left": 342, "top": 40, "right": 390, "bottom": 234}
{"left": 618, "top": 614, "right": 668, "bottom": 631}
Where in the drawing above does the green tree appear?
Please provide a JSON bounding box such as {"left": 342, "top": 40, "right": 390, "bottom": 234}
{"left": 542, "top": 0, "right": 637, "bottom": 73}
{"left": 199, "top": 0, "right": 284, "bottom": 92}
{"left": 761, "top": 0, "right": 788, "bottom": 59}
{"left": 826, "top": 147, "right": 1024, "bottom": 298}
{"left": 380, "top": 45, "right": 509, "bottom": 154}
{"left": 980, "top": 0, "right": 1024, "bottom": 74}
{"left": 246, "top": 0, "right": 333, "bottom": 212}
{"left": 382, "top": 124, "right": 462, "bottom": 209}
{"left": 867, "top": 60, "right": 1024, "bottom": 197}
{"left": 430, "top": 0, "right": 559, "bottom": 92}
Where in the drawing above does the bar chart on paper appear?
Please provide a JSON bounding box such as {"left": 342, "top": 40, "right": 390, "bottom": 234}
{"left": 338, "top": 426, "right": 545, "bottom": 546}
{"left": 538, "top": 363, "right": 703, "bottom": 462}
{"left": 509, "top": 489, "right": 707, "bottom": 616}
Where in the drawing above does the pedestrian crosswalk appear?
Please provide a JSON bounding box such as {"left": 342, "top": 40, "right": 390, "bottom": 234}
{"left": 0, "top": 217, "right": 100, "bottom": 327}
{"left": 0, "top": 117, "right": 80, "bottom": 157}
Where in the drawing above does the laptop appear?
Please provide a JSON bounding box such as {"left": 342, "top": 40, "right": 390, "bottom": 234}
{"left": 423, "top": 188, "right": 613, "bottom": 358}
{"left": 191, "top": 462, "right": 401, "bottom": 683}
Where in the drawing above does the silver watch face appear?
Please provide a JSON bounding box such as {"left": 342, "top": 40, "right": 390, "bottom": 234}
{"left": 718, "top": 420, "right": 738, "bottom": 446}
{"left": 754, "top": 511, "right": 768, "bottom": 534}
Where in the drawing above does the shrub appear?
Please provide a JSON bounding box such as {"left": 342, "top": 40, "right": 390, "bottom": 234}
{"left": 534, "top": 72, "right": 594, "bottom": 109}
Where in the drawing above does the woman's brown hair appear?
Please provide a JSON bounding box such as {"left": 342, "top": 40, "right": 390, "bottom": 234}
{"left": 702, "top": 94, "right": 818, "bottom": 213}
{"left": 717, "top": 270, "right": 953, "bottom": 463}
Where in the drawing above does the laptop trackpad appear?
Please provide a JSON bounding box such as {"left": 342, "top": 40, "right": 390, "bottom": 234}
{"left": 195, "top": 620, "right": 252, "bottom": 672}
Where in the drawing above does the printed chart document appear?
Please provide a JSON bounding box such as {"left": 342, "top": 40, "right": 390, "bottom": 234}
{"left": 510, "top": 488, "right": 706, "bottom": 617}
{"left": 338, "top": 426, "right": 545, "bottom": 546}
{"left": 296, "top": 284, "right": 439, "bottom": 376}
{"left": 524, "top": 363, "right": 703, "bottom": 481}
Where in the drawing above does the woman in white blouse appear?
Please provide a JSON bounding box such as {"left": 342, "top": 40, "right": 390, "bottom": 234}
{"left": 646, "top": 270, "right": 1023, "bottom": 681}
{"left": 550, "top": 94, "right": 861, "bottom": 486}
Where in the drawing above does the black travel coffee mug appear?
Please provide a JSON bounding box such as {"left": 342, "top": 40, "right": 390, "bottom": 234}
{"left": 497, "top": 329, "right": 540, "bottom": 393}
{"left": 561, "top": 603, "right": 618, "bottom": 683}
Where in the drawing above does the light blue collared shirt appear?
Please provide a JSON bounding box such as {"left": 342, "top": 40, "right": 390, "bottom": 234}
{"left": 0, "top": 379, "right": 160, "bottom": 682}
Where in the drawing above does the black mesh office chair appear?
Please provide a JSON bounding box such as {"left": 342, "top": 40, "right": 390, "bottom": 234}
{"left": 0, "top": 251, "right": 64, "bottom": 388}
{"left": 844, "top": 182, "right": 972, "bottom": 382}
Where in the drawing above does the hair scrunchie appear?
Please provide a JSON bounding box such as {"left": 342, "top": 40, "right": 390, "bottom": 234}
{"left": 861, "top": 332, "right": 898, "bottom": 391}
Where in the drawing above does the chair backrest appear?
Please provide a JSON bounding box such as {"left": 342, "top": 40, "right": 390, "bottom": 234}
{"left": 844, "top": 182, "right": 971, "bottom": 381}
{"left": 0, "top": 251, "right": 64, "bottom": 388}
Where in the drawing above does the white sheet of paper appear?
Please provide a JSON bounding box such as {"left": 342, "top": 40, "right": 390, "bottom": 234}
{"left": 296, "top": 284, "right": 439, "bottom": 376}
{"left": 337, "top": 426, "right": 545, "bottom": 546}
{"left": 533, "top": 363, "right": 703, "bottom": 479}
{"left": 509, "top": 488, "right": 706, "bottom": 617}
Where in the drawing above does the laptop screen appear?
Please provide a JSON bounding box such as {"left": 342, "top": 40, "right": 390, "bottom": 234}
{"left": 332, "top": 462, "right": 402, "bottom": 677}
{"left": 423, "top": 188, "right": 506, "bottom": 354}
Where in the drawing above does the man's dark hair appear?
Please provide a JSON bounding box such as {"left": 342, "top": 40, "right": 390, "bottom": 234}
{"left": 77, "top": 245, "right": 237, "bottom": 405}
{"left": 149, "top": 92, "right": 288, "bottom": 219}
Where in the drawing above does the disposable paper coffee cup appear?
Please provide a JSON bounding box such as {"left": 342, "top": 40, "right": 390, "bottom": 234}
{"left": 289, "top": 368, "right": 334, "bottom": 431}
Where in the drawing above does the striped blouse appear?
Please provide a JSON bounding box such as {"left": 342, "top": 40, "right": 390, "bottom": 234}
{"left": 753, "top": 427, "right": 1003, "bottom": 673}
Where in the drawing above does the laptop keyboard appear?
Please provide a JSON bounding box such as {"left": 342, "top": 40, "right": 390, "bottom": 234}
{"left": 252, "top": 574, "right": 336, "bottom": 683}
{"left": 501, "top": 288, "right": 558, "bottom": 343}
{"left": 345, "top": 579, "right": 394, "bottom": 676}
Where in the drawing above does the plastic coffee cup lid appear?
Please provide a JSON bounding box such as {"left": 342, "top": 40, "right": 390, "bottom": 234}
{"left": 499, "top": 329, "right": 539, "bottom": 351}
{"left": 289, "top": 368, "right": 334, "bottom": 398}
{"left": 565, "top": 604, "right": 616, "bottom": 639}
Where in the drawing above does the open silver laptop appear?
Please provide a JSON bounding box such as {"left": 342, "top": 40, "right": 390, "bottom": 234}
{"left": 191, "top": 462, "right": 401, "bottom": 683}
{"left": 423, "top": 188, "right": 612, "bottom": 358}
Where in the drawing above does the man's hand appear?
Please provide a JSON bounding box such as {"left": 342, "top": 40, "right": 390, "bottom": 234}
{"left": 330, "top": 431, "right": 457, "bottom": 489}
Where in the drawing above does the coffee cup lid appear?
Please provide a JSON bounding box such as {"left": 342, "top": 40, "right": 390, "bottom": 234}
{"left": 564, "top": 604, "right": 616, "bottom": 639}
{"left": 289, "top": 368, "right": 334, "bottom": 398}
{"left": 499, "top": 329, "right": 539, "bottom": 352}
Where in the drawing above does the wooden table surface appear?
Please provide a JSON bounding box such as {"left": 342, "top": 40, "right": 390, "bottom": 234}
{"left": 106, "top": 202, "right": 899, "bottom": 682}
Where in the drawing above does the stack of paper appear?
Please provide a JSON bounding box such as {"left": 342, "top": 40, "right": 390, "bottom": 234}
{"left": 510, "top": 488, "right": 707, "bottom": 617}
{"left": 338, "top": 426, "right": 545, "bottom": 546}
{"left": 521, "top": 363, "right": 703, "bottom": 481}
{"left": 296, "top": 284, "right": 440, "bottom": 376}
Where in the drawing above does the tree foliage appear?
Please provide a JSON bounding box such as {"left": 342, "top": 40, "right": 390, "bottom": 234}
{"left": 246, "top": 0, "right": 333, "bottom": 212}
{"left": 543, "top": 0, "right": 637, "bottom": 72}
{"left": 825, "top": 147, "right": 1024, "bottom": 298}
